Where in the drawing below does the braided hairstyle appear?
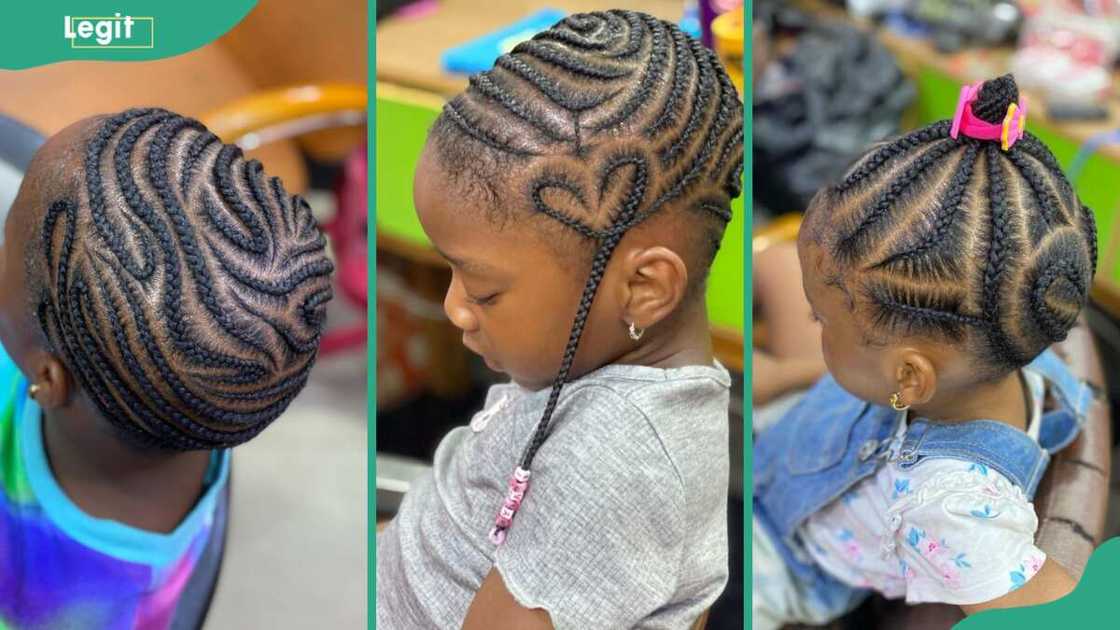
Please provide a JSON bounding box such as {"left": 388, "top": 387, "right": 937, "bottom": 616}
{"left": 803, "top": 75, "right": 1097, "bottom": 376}
{"left": 428, "top": 10, "right": 743, "bottom": 542}
{"left": 31, "top": 108, "right": 334, "bottom": 451}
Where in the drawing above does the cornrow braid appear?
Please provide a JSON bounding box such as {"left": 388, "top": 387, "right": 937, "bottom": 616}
{"left": 429, "top": 10, "right": 743, "bottom": 543}
{"left": 804, "top": 74, "right": 1097, "bottom": 374}
{"left": 33, "top": 108, "right": 334, "bottom": 450}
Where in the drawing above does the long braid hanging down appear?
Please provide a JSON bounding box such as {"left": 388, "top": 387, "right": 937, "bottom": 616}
{"left": 430, "top": 11, "right": 744, "bottom": 545}
{"left": 803, "top": 75, "right": 1097, "bottom": 375}
{"left": 36, "top": 108, "right": 334, "bottom": 451}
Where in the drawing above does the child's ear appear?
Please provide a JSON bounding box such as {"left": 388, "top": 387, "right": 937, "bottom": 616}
{"left": 618, "top": 245, "right": 688, "bottom": 331}
{"left": 29, "top": 352, "right": 72, "bottom": 410}
{"left": 892, "top": 349, "right": 937, "bottom": 408}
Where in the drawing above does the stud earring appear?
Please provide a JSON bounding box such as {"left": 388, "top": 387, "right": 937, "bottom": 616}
{"left": 28, "top": 384, "right": 41, "bottom": 400}
{"left": 628, "top": 322, "right": 644, "bottom": 341}
{"left": 889, "top": 392, "right": 910, "bottom": 412}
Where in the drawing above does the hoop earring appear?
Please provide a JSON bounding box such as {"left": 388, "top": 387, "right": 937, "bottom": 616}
{"left": 28, "top": 384, "right": 41, "bottom": 400}
{"left": 628, "top": 322, "right": 644, "bottom": 341}
{"left": 889, "top": 392, "right": 910, "bottom": 412}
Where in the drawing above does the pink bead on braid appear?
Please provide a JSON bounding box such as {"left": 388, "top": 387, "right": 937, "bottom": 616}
{"left": 489, "top": 467, "right": 531, "bottom": 545}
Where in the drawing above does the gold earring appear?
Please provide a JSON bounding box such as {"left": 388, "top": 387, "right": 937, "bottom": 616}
{"left": 28, "top": 384, "right": 41, "bottom": 400}
{"left": 889, "top": 392, "right": 910, "bottom": 411}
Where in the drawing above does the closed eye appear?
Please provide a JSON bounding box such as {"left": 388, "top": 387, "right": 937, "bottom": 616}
{"left": 468, "top": 292, "right": 500, "bottom": 307}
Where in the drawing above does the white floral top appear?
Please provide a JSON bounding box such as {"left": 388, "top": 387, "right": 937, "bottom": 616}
{"left": 798, "top": 371, "right": 1049, "bottom": 606}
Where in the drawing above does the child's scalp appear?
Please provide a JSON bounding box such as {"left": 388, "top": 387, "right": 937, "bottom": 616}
{"left": 431, "top": 10, "right": 743, "bottom": 244}
{"left": 32, "top": 108, "right": 334, "bottom": 451}
{"left": 805, "top": 74, "right": 1097, "bottom": 376}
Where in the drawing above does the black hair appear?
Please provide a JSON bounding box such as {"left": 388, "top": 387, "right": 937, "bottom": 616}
{"left": 803, "top": 75, "right": 1097, "bottom": 376}
{"left": 429, "top": 10, "right": 743, "bottom": 541}
{"left": 33, "top": 108, "right": 334, "bottom": 451}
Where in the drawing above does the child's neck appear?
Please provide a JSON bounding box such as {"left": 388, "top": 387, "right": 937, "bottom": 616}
{"left": 611, "top": 301, "right": 714, "bottom": 370}
{"left": 42, "top": 409, "right": 212, "bottom": 534}
{"left": 913, "top": 370, "right": 1028, "bottom": 431}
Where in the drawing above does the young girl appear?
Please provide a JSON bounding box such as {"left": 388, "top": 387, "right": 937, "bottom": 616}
{"left": 376, "top": 10, "right": 744, "bottom": 629}
{"left": 753, "top": 74, "right": 1099, "bottom": 627}
{"left": 0, "top": 109, "right": 333, "bottom": 628}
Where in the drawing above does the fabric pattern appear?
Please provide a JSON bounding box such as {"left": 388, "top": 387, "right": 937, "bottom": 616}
{"left": 798, "top": 369, "right": 1049, "bottom": 606}
{"left": 801, "top": 459, "right": 1045, "bottom": 605}
{"left": 0, "top": 342, "right": 230, "bottom": 630}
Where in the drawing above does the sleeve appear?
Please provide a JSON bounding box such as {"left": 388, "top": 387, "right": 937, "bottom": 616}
{"left": 891, "top": 462, "right": 1047, "bottom": 606}
{"left": 493, "top": 385, "right": 688, "bottom": 630}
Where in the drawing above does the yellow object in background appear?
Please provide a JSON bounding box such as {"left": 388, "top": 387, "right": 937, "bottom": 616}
{"left": 712, "top": 7, "right": 744, "bottom": 94}
{"left": 201, "top": 83, "right": 366, "bottom": 150}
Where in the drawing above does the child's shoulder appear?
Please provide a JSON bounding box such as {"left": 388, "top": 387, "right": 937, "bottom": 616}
{"left": 567, "top": 361, "right": 731, "bottom": 406}
{"left": 558, "top": 361, "right": 730, "bottom": 438}
{"left": 539, "top": 362, "right": 731, "bottom": 485}
{"left": 889, "top": 457, "right": 1030, "bottom": 517}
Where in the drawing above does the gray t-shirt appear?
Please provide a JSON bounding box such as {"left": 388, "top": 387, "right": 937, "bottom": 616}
{"left": 377, "top": 362, "right": 731, "bottom": 630}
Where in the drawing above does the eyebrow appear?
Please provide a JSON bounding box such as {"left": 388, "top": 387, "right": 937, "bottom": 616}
{"left": 434, "top": 246, "right": 493, "bottom": 275}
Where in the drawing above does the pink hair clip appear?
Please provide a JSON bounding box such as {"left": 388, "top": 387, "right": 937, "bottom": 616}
{"left": 488, "top": 466, "right": 531, "bottom": 545}
{"left": 950, "top": 81, "right": 1027, "bottom": 151}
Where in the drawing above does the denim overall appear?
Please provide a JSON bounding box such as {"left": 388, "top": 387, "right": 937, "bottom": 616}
{"left": 753, "top": 349, "right": 1095, "bottom": 616}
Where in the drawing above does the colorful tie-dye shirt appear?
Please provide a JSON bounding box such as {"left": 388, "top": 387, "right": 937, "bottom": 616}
{"left": 0, "top": 343, "right": 230, "bottom": 630}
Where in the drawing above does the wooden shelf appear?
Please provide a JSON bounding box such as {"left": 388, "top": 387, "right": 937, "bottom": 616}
{"left": 376, "top": 0, "right": 685, "bottom": 98}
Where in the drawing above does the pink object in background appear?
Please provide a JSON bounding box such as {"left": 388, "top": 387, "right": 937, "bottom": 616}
{"left": 395, "top": 0, "right": 439, "bottom": 20}
{"left": 320, "top": 145, "right": 368, "bottom": 355}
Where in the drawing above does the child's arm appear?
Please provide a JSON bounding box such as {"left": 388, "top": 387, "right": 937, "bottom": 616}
{"left": 462, "top": 568, "right": 554, "bottom": 630}
{"left": 752, "top": 241, "right": 826, "bottom": 405}
{"left": 960, "top": 559, "right": 1076, "bottom": 615}
{"left": 753, "top": 350, "right": 825, "bottom": 405}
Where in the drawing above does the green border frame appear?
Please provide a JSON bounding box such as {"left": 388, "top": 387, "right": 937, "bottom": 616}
{"left": 368, "top": 3, "right": 1120, "bottom": 628}
{"left": 368, "top": 3, "right": 378, "bottom": 629}
{"left": 743, "top": 3, "right": 754, "bottom": 629}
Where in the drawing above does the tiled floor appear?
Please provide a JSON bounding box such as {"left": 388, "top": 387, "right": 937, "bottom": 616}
{"left": 205, "top": 296, "right": 368, "bottom": 627}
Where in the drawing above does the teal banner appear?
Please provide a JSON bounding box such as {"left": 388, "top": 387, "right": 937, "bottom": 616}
{"left": 960, "top": 537, "right": 1120, "bottom": 629}
{"left": 0, "top": 1, "right": 256, "bottom": 69}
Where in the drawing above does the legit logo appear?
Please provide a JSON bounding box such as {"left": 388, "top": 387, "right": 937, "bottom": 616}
{"left": 64, "top": 14, "right": 154, "bottom": 48}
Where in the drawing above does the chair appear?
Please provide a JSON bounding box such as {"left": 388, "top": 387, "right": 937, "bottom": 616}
{"left": 752, "top": 215, "right": 1113, "bottom": 629}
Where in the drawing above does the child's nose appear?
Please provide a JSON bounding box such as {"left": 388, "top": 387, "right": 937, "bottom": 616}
{"left": 443, "top": 280, "right": 479, "bottom": 333}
